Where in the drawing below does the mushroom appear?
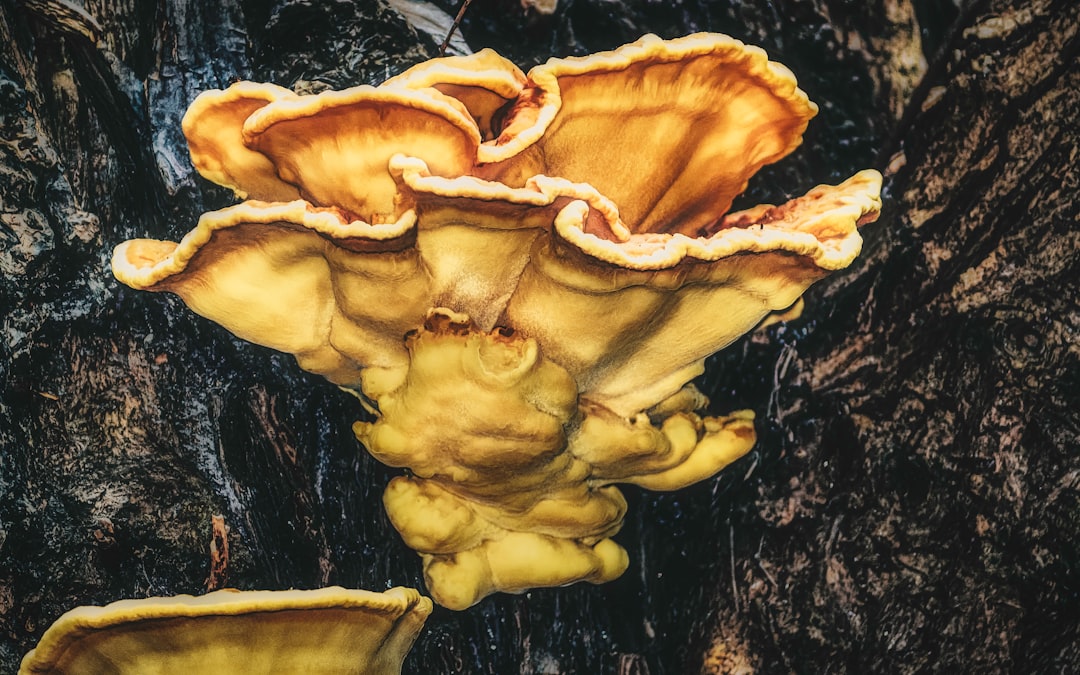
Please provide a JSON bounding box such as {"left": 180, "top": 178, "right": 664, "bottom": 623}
{"left": 19, "top": 587, "right": 432, "bottom": 674}
{"left": 112, "top": 33, "right": 882, "bottom": 609}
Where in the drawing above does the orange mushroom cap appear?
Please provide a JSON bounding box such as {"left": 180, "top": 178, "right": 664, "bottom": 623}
{"left": 182, "top": 81, "right": 300, "bottom": 201}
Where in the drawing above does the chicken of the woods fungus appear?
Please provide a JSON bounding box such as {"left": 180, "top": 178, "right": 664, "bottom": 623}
{"left": 19, "top": 587, "right": 431, "bottom": 674}
{"left": 112, "top": 33, "right": 882, "bottom": 610}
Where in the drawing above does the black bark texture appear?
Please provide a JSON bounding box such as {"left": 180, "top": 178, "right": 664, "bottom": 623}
{"left": 1, "top": 0, "right": 1076, "bottom": 672}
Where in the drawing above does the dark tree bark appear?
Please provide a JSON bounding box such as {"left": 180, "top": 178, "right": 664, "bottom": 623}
{"left": 1, "top": 0, "right": 1076, "bottom": 673}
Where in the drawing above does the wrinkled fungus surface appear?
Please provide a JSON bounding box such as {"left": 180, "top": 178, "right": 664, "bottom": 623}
{"left": 19, "top": 587, "right": 431, "bottom": 674}
{"left": 112, "top": 33, "right": 882, "bottom": 609}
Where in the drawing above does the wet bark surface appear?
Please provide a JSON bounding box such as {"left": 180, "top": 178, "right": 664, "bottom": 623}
{"left": 1, "top": 0, "right": 1077, "bottom": 672}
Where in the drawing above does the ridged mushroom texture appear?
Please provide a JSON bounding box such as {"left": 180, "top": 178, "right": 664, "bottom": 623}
{"left": 112, "top": 33, "right": 883, "bottom": 609}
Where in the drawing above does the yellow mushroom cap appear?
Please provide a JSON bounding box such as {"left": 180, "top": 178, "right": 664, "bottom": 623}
{"left": 19, "top": 587, "right": 432, "bottom": 675}
{"left": 115, "top": 33, "right": 879, "bottom": 415}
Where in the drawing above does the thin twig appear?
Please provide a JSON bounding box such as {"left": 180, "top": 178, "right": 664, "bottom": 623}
{"left": 439, "top": 0, "right": 473, "bottom": 56}
{"left": 730, "top": 522, "right": 740, "bottom": 613}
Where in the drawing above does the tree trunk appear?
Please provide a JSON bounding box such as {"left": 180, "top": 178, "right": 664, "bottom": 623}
{"left": 1, "top": 0, "right": 1076, "bottom": 672}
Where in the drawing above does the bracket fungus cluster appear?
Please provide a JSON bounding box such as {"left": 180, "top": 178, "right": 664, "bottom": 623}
{"left": 19, "top": 587, "right": 431, "bottom": 674}
{"left": 112, "top": 33, "right": 882, "bottom": 609}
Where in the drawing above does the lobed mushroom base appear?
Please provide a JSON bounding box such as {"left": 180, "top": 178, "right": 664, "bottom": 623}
{"left": 111, "top": 33, "right": 882, "bottom": 609}
{"left": 358, "top": 308, "right": 757, "bottom": 608}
